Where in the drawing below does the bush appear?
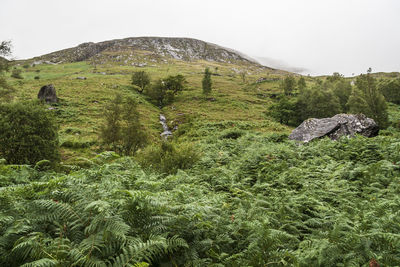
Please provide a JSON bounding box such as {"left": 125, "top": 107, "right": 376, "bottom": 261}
{"left": 0, "top": 101, "right": 60, "bottom": 165}
{"left": 10, "top": 68, "right": 23, "bottom": 79}
{"left": 202, "top": 67, "right": 212, "bottom": 95}
{"left": 137, "top": 141, "right": 200, "bottom": 174}
{"left": 131, "top": 71, "right": 151, "bottom": 93}
{"left": 34, "top": 76, "right": 40, "bottom": 80}
{"left": 146, "top": 74, "right": 186, "bottom": 106}
{"left": 99, "top": 94, "right": 148, "bottom": 155}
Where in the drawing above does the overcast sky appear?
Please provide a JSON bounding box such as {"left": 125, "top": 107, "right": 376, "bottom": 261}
{"left": 1, "top": 0, "right": 399, "bottom": 76}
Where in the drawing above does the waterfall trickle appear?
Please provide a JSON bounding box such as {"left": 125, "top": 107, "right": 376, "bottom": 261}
{"left": 159, "top": 114, "right": 172, "bottom": 139}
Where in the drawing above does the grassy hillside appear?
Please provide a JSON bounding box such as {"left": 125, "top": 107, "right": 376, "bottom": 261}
{"left": 8, "top": 54, "right": 293, "bottom": 163}
{"left": 1, "top": 40, "right": 400, "bottom": 266}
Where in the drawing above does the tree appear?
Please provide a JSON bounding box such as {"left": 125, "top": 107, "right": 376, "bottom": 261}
{"left": 147, "top": 74, "right": 186, "bottom": 107}
{"left": 379, "top": 78, "right": 400, "bottom": 104}
{"left": 239, "top": 71, "right": 246, "bottom": 83}
{"left": 99, "top": 94, "right": 147, "bottom": 155}
{"left": 281, "top": 76, "right": 296, "bottom": 95}
{"left": 326, "top": 72, "right": 344, "bottom": 83}
{"left": 202, "top": 67, "right": 212, "bottom": 95}
{"left": 0, "top": 101, "right": 60, "bottom": 165}
{"left": 131, "top": 71, "right": 151, "bottom": 93}
{"left": 0, "top": 41, "right": 14, "bottom": 101}
{"left": 121, "top": 96, "right": 148, "bottom": 155}
{"left": 297, "top": 76, "right": 306, "bottom": 92}
{"left": 297, "top": 83, "right": 341, "bottom": 120}
{"left": 268, "top": 95, "right": 298, "bottom": 125}
{"left": 349, "top": 72, "right": 388, "bottom": 128}
{"left": 99, "top": 94, "right": 123, "bottom": 150}
{"left": 332, "top": 79, "right": 352, "bottom": 112}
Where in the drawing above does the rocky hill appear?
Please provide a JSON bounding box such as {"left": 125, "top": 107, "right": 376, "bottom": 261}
{"left": 31, "top": 37, "right": 262, "bottom": 66}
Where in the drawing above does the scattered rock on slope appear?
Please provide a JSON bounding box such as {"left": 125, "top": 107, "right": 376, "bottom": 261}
{"left": 289, "top": 114, "right": 379, "bottom": 142}
{"left": 38, "top": 84, "right": 58, "bottom": 103}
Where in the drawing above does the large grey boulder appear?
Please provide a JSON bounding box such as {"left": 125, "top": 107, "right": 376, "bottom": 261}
{"left": 289, "top": 114, "right": 379, "bottom": 142}
{"left": 38, "top": 84, "right": 58, "bottom": 103}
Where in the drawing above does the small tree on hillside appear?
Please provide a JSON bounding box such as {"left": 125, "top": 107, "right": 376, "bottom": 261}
{"left": 297, "top": 83, "right": 341, "bottom": 120}
{"left": 379, "top": 78, "right": 400, "bottom": 104}
{"left": 281, "top": 76, "right": 296, "bottom": 95}
{"left": 268, "top": 95, "right": 298, "bottom": 125}
{"left": 100, "top": 94, "right": 123, "bottom": 150}
{"left": 0, "top": 101, "right": 59, "bottom": 165}
{"left": 100, "top": 94, "right": 147, "bottom": 155}
{"left": 0, "top": 40, "right": 14, "bottom": 101}
{"left": 348, "top": 72, "right": 388, "bottom": 128}
{"left": 297, "top": 76, "right": 306, "bottom": 92}
{"left": 131, "top": 71, "right": 151, "bottom": 93}
{"left": 121, "top": 96, "right": 148, "bottom": 155}
{"left": 202, "top": 67, "right": 212, "bottom": 95}
{"left": 239, "top": 71, "right": 246, "bottom": 83}
{"left": 147, "top": 74, "right": 187, "bottom": 107}
{"left": 332, "top": 79, "right": 352, "bottom": 112}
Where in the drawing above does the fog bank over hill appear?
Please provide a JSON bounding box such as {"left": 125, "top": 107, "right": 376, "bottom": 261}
{"left": 254, "top": 56, "right": 308, "bottom": 75}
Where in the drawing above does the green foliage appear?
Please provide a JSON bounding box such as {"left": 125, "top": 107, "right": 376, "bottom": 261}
{"left": 0, "top": 101, "right": 59, "bottom": 165}
{"left": 379, "top": 77, "right": 400, "bottom": 104}
{"left": 351, "top": 73, "right": 389, "bottom": 128}
{"left": 281, "top": 75, "right": 296, "bottom": 95}
{"left": 297, "top": 76, "right": 306, "bottom": 92}
{"left": 146, "top": 74, "right": 186, "bottom": 106}
{"left": 239, "top": 71, "right": 246, "bottom": 83}
{"left": 131, "top": 71, "right": 151, "bottom": 93}
{"left": 267, "top": 95, "right": 298, "bottom": 126}
{"left": 325, "top": 73, "right": 352, "bottom": 112}
{"left": 326, "top": 72, "right": 344, "bottom": 82}
{"left": 11, "top": 68, "right": 23, "bottom": 79}
{"left": 1, "top": 132, "right": 400, "bottom": 266}
{"left": 0, "top": 41, "right": 13, "bottom": 101}
{"left": 100, "top": 94, "right": 123, "bottom": 149}
{"left": 99, "top": 94, "right": 147, "bottom": 155}
{"left": 202, "top": 67, "right": 212, "bottom": 95}
{"left": 297, "top": 82, "right": 341, "bottom": 120}
{"left": 137, "top": 141, "right": 200, "bottom": 175}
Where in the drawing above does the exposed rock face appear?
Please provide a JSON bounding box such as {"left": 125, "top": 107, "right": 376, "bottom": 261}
{"left": 32, "top": 37, "right": 263, "bottom": 65}
{"left": 289, "top": 114, "right": 379, "bottom": 142}
{"left": 38, "top": 84, "right": 58, "bottom": 103}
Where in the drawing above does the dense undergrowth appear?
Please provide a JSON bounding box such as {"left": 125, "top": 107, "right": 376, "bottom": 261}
{"left": 1, "top": 127, "right": 400, "bottom": 266}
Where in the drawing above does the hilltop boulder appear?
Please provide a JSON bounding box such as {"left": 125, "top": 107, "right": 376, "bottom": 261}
{"left": 289, "top": 114, "right": 379, "bottom": 142}
{"left": 38, "top": 84, "right": 58, "bottom": 103}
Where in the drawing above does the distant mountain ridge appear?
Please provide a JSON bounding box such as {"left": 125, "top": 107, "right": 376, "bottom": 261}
{"left": 32, "top": 37, "right": 264, "bottom": 66}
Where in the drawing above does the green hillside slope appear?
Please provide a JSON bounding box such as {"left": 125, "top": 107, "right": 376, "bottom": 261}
{"left": 1, "top": 38, "right": 400, "bottom": 266}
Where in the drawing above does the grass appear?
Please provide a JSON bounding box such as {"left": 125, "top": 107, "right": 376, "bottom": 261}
{"left": 7, "top": 53, "right": 292, "bottom": 163}
{"left": 7, "top": 51, "right": 400, "bottom": 163}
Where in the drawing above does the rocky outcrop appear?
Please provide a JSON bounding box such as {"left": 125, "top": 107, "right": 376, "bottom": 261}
{"left": 289, "top": 114, "right": 379, "bottom": 142}
{"left": 32, "top": 37, "right": 262, "bottom": 65}
{"left": 38, "top": 84, "right": 58, "bottom": 103}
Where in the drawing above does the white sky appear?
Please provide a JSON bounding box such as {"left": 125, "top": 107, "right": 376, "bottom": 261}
{"left": 1, "top": 0, "right": 399, "bottom": 76}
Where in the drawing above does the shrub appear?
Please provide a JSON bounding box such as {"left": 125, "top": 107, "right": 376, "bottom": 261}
{"left": 137, "top": 141, "right": 200, "bottom": 174}
{"left": 10, "top": 68, "right": 23, "bottom": 79}
{"left": 202, "top": 67, "right": 212, "bottom": 95}
{"left": 131, "top": 70, "right": 151, "bottom": 93}
{"left": 146, "top": 74, "right": 186, "bottom": 106}
{"left": 99, "top": 94, "right": 148, "bottom": 155}
{"left": 34, "top": 76, "right": 40, "bottom": 80}
{"left": 0, "top": 101, "right": 60, "bottom": 165}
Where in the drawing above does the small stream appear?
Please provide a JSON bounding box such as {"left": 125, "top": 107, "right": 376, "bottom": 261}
{"left": 159, "top": 114, "right": 172, "bottom": 139}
